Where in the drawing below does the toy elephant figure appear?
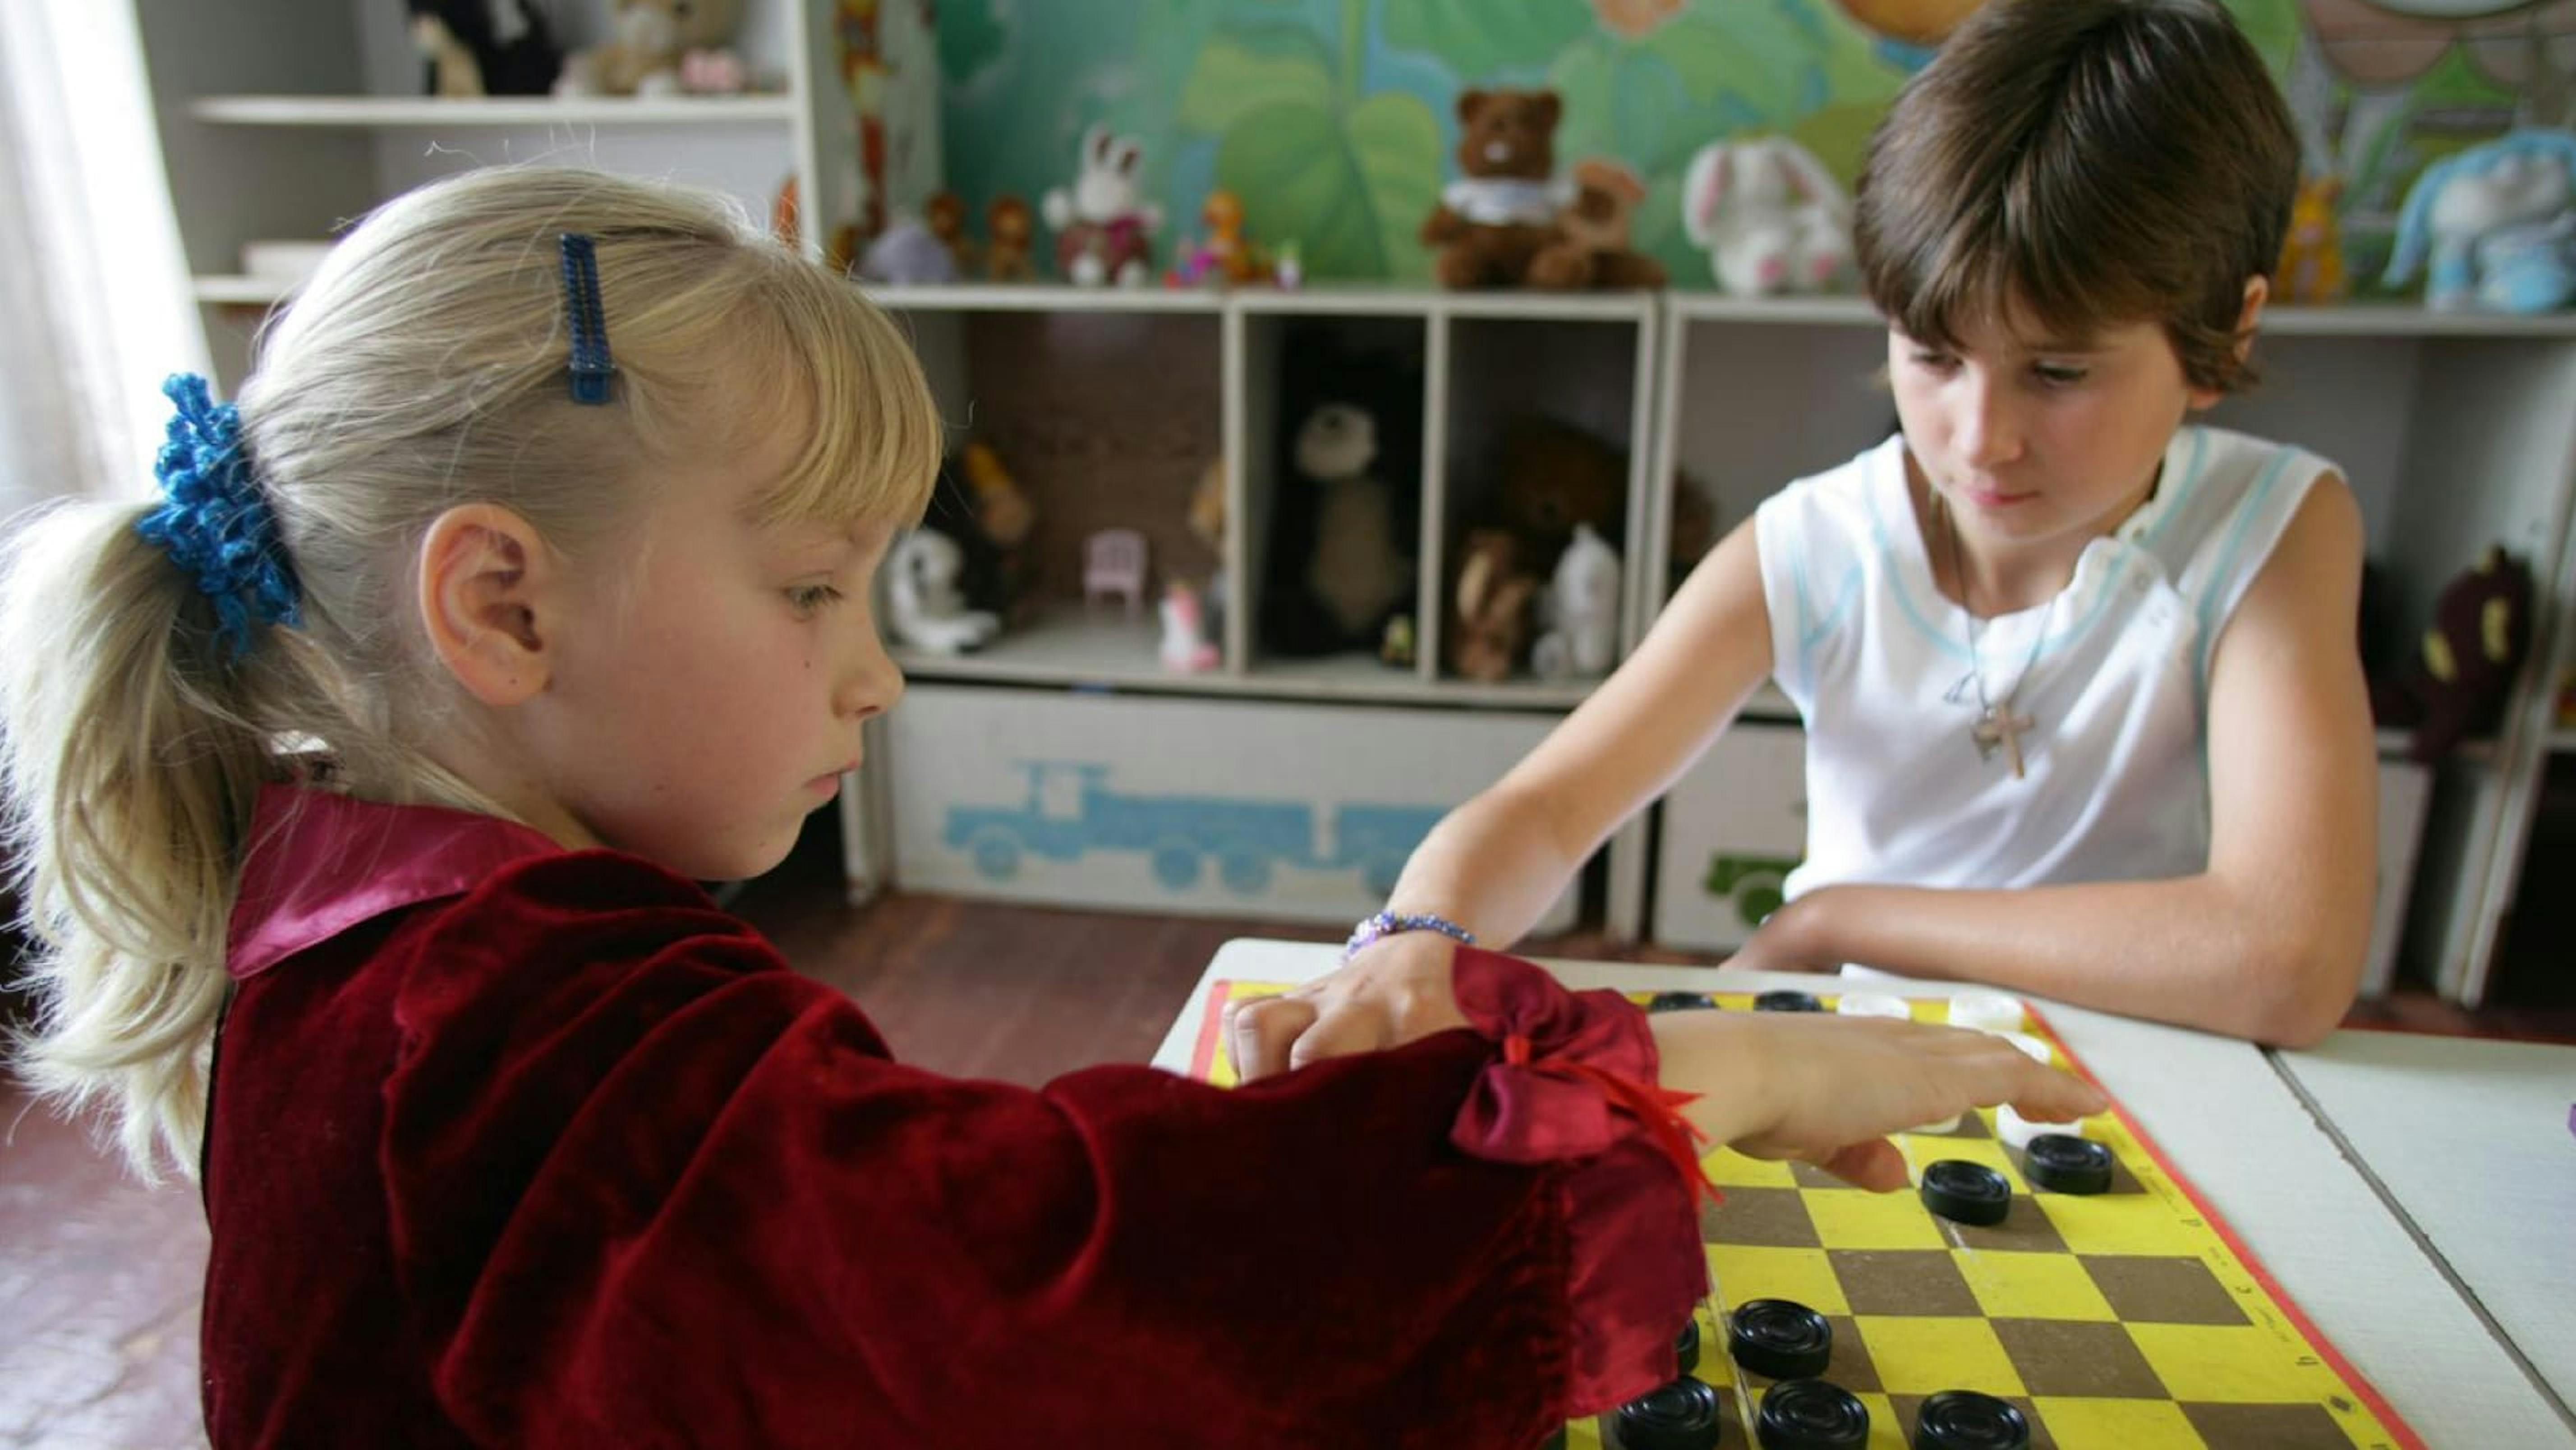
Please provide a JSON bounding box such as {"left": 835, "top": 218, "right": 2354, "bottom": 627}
{"left": 2383, "top": 128, "right": 2576, "bottom": 313}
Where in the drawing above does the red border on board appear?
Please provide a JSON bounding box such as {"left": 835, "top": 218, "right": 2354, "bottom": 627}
{"left": 1190, "top": 981, "right": 2429, "bottom": 1449}
{"left": 2028, "top": 1001, "right": 2426, "bottom": 1450}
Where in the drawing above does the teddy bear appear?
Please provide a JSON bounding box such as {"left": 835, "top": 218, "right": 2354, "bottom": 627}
{"left": 925, "top": 191, "right": 980, "bottom": 278}
{"left": 1258, "top": 337, "right": 1423, "bottom": 657}
{"left": 1294, "top": 403, "right": 1413, "bottom": 642}
{"left": 1044, "top": 125, "right": 1162, "bottom": 287}
{"left": 553, "top": 0, "right": 741, "bottom": 99}
{"left": 984, "top": 196, "right": 1036, "bottom": 282}
{"left": 408, "top": 0, "right": 561, "bottom": 97}
{"left": 1421, "top": 89, "right": 1578, "bottom": 290}
{"left": 2372, "top": 546, "right": 2535, "bottom": 763}
{"left": 1533, "top": 159, "right": 1668, "bottom": 290}
{"left": 1495, "top": 414, "right": 1628, "bottom": 574}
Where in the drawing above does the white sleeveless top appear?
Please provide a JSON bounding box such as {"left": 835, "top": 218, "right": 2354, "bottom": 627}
{"left": 1753, "top": 425, "right": 2333, "bottom": 897}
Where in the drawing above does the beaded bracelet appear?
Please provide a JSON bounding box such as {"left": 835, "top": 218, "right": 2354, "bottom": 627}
{"left": 1342, "top": 910, "right": 1476, "bottom": 963}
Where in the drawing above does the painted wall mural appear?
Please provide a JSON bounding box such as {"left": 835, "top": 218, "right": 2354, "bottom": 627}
{"left": 931, "top": 0, "right": 2567, "bottom": 287}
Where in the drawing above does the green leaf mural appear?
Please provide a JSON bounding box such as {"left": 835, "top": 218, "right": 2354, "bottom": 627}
{"left": 1179, "top": 12, "right": 1443, "bottom": 282}
{"left": 937, "top": 0, "right": 2520, "bottom": 284}
{"left": 1382, "top": 0, "right": 1599, "bottom": 82}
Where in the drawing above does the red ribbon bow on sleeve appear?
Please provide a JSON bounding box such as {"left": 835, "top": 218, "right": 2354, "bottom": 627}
{"left": 1448, "top": 949, "right": 1723, "bottom": 1205}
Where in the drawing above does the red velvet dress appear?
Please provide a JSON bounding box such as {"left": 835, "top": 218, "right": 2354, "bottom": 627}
{"left": 201, "top": 786, "right": 1708, "bottom": 1448}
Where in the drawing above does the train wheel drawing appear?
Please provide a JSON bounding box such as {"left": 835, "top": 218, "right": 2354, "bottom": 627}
{"left": 1219, "top": 847, "right": 1273, "bottom": 895}
{"left": 1152, "top": 839, "right": 1203, "bottom": 890}
{"left": 969, "top": 827, "right": 1023, "bottom": 881}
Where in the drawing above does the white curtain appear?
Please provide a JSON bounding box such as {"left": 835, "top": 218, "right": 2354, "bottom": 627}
{"left": 0, "top": 0, "right": 207, "bottom": 518}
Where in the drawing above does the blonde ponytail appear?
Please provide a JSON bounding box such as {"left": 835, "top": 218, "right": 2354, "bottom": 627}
{"left": 4, "top": 164, "right": 943, "bottom": 1181}
{"left": 2, "top": 503, "right": 272, "bottom": 1179}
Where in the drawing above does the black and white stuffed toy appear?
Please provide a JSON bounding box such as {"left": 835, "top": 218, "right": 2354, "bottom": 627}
{"left": 408, "top": 0, "right": 562, "bottom": 97}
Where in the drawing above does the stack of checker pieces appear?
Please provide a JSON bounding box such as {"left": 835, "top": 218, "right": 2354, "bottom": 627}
{"left": 1552, "top": 988, "right": 2419, "bottom": 1450}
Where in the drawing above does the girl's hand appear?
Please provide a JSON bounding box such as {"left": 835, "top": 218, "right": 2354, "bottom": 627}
{"left": 1655, "top": 1010, "right": 2108, "bottom": 1191}
{"left": 1225, "top": 932, "right": 1467, "bottom": 1082}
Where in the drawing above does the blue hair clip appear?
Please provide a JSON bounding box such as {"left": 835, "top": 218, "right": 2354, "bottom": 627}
{"left": 136, "top": 373, "right": 302, "bottom": 658}
{"left": 558, "top": 232, "right": 615, "bottom": 405}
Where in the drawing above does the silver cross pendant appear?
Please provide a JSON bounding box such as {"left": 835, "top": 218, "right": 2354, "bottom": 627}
{"left": 1972, "top": 704, "right": 2034, "bottom": 780}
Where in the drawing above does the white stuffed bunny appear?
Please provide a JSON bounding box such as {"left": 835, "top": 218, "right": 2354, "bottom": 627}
{"left": 1042, "top": 124, "right": 1163, "bottom": 287}
{"left": 1680, "top": 136, "right": 1855, "bottom": 297}
{"left": 1532, "top": 523, "right": 1621, "bottom": 681}
{"left": 885, "top": 530, "right": 1001, "bottom": 654}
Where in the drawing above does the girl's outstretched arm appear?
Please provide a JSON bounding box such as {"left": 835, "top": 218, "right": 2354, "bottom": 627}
{"left": 1236, "top": 519, "right": 1777, "bottom": 1074}
{"left": 1740, "top": 477, "right": 2375, "bottom": 1046}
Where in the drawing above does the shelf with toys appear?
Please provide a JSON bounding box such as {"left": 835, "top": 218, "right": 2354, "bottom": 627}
{"left": 188, "top": 94, "right": 799, "bottom": 126}
{"left": 137, "top": 0, "right": 900, "bottom": 393}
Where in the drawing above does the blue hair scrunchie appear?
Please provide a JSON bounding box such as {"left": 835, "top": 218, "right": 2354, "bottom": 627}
{"left": 136, "top": 373, "right": 302, "bottom": 657}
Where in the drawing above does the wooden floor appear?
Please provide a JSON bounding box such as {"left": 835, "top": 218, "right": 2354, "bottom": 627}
{"left": 4, "top": 823, "right": 2571, "bottom": 1446}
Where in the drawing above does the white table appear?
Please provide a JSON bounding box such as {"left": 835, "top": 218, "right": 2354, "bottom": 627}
{"left": 1153, "top": 940, "right": 2576, "bottom": 1449}
{"left": 2274, "top": 1031, "right": 2576, "bottom": 1422}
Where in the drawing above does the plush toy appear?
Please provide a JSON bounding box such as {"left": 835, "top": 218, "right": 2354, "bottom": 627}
{"left": 1169, "top": 189, "right": 1273, "bottom": 289}
{"left": 1044, "top": 125, "right": 1162, "bottom": 287}
{"left": 1259, "top": 336, "right": 1423, "bottom": 657}
{"left": 1680, "top": 135, "right": 1855, "bottom": 296}
{"left": 1187, "top": 457, "right": 1228, "bottom": 641}
{"left": 1533, "top": 159, "right": 1667, "bottom": 290}
{"left": 2277, "top": 175, "right": 2348, "bottom": 304}
{"left": 2384, "top": 129, "right": 2576, "bottom": 312}
{"left": 858, "top": 217, "right": 957, "bottom": 285}
{"left": 1295, "top": 403, "right": 1414, "bottom": 642}
{"left": 554, "top": 0, "right": 741, "bottom": 99}
{"left": 1495, "top": 414, "right": 1628, "bottom": 574}
{"left": 2373, "top": 546, "right": 2535, "bottom": 762}
{"left": 1531, "top": 523, "right": 1622, "bottom": 680}
{"left": 1450, "top": 529, "right": 1540, "bottom": 682}
{"left": 1158, "top": 580, "right": 1220, "bottom": 673}
{"left": 925, "top": 191, "right": 980, "bottom": 278}
{"left": 1422, "top": 89, "right": 1574, "bottom": 290}
{"left": 985, "top": 196, "right": 1036, "bottom": 282}
{"left": 408, "top": 0, "right": 561, "bottom": 97}
{"left": 885, "top": 530, "right": 1001, "bottom": 655}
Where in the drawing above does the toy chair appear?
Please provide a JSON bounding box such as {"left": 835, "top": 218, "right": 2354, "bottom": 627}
{"left": 1084, "top": 528, "right": 1149, "bottom": 618}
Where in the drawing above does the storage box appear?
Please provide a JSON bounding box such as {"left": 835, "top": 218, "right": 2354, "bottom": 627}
{"left": 888, "top": 685, "right": 1579, "bottom": 928}
{"left": 1648, "top": 724, "right": 1809, "bottom": 952}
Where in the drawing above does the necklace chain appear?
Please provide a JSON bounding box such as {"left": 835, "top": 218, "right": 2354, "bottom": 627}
{"left": 1938, "top": 493, "right": 2046, "bottom": 776}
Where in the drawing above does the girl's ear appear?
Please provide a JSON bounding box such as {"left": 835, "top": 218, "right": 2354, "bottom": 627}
{"left": 416, "top": 503, "right": 557, "bottom": 707}
{"left": 2194, "top": 275, "right": 2271, "bottom": 411}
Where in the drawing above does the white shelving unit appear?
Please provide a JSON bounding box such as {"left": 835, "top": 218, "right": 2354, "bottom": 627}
{"left": 135, "top": 0, "right": 852, "bottom": 394}
{"left": 852, "top": 282, "right": 1665, "bottom": 926}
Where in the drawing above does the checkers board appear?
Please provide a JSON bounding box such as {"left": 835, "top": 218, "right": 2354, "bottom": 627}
{"left": 1188, "top": 982, "right": 2421, "bottom": 1450}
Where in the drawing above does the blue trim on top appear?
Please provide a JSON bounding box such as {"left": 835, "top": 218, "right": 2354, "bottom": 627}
{"left": 1868, "top": 445, "right": 1974, "bottom": 663}
{"left": 2137, "top": 426, "right": 2207, "bottom": 555}
{"left": 2194, "top": 449, "right": 2300, "bottom": 685}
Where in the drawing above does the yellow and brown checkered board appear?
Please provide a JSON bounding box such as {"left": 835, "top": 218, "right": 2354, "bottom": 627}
{"left": 1191, "top": 983, "right": 2421, "bottom": 1450}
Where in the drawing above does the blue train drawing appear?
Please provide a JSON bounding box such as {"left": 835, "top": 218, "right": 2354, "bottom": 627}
{"left": 944, "top": 761, "right": 1448, "bottom": 898}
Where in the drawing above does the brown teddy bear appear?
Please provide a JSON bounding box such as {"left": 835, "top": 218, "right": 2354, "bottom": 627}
{"left": 1535, "top": 159, "right": 1669, "bottom": 290}
{"left": 1422, "top": 89, "right": 1578, "bottom": 290}
{"left": 2373, "top": 546, "right": 2535, "bottom": 762}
